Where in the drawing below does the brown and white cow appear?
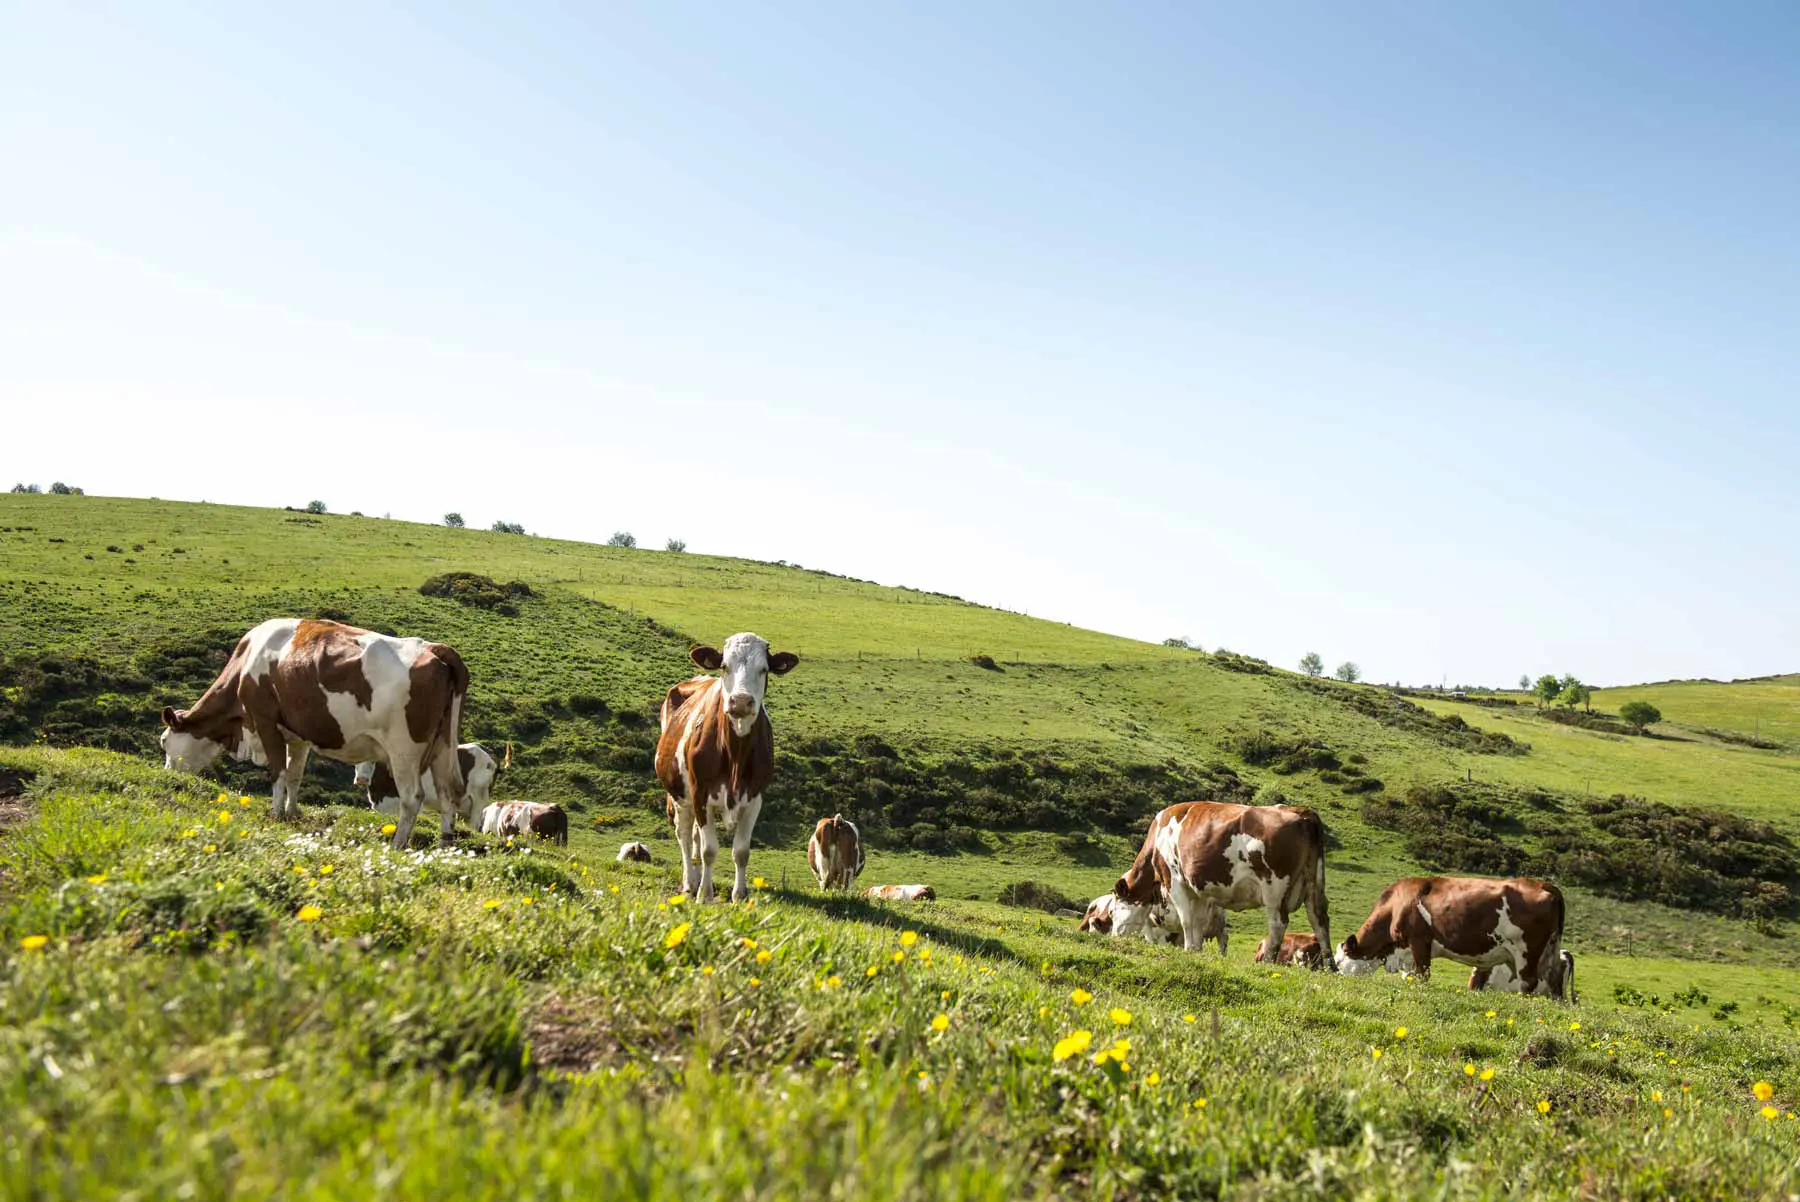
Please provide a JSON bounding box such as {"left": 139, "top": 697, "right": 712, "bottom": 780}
{"left": 480, "top": 800, "right": 569, "bottom": 846}
{"left": 807, "top": 813, "right": 864, "bottom": 891}
{"left": 160, "top": 618, "right": 468, "bottom": 849}
{"left": 356, "top": 742, "right": 498, "bottom": 822}
{"left": 1114, "top": 801, "right": 1330, "bottom": 961}
{"left": 1255, "top": 931, "right": 1328, "bottom": 969}
{"left": 1334, "top": 876, "right": 1574, "bottom": 999}
{"left": 1079, "top": 892, "right": 1224, "bottom": 950}
{"left": 617, "top": 841, "right": 653, "bottom": 864}
{"left": 654, "top": 634, "right": 798, "bottom": 901}
{"left": 865, "top": 884, "right": 937, "bottom": 901}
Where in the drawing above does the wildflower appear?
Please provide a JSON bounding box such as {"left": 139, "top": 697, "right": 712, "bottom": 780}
{"left": 932, "top": 1014, "right": 950, "bottom": 1032}
{"left": 1053, "top": 1030, "right": 1093, "bottom": 1062}
{"left": 752, "top": 877, "right": 768, "bottom": 889}
{"left": 944, "top": 991, "right": 953, "bottom": 1002}
{"left": 1109, "top": 1008, "right": 1133, "bottom": 1027}
{"left": 892, "top": 950, "right": 907, "bottom": 963}
{"left": 239, "top": 796, "right": 253, "bottom": 807}
{"left": 297, "top": 905, "right": 323, "bottom": 923}
{"left": 1568, "top": 1022, "right": 1580, "bottom": 1032}
{"left": 203, "top": 844, "right": 217, "bottom": 854}
{"left": 899, "top": 930, "right": 918, "bottom": 948}
{"left": 522, "top": 897, "right": 534, "bottom": 906}
{"left": 1371, "top": 1047, "right": 1383, "bottom": 1060}
{"left": 19, "top": 935, "right": 49, "bottom": 951}
{"left": 668, "top": 894, "right": 686, "bottom": 907}
{"left": 824, "top": 974, "right": 842, "bottom": 989}
{"left": 1394, "top": 1026, "right": 1407, "bottom": 1040}
{"left": 1110, "top": 1038, "right": 1131, "bottom": 1059}
{"left": 1070, "top": 988, "right": 1094, "bottom": 1006}
{"left": 216, "top": 792, "right": 229, "bottom": 806}
{"left": 748, "top": 977, "right": 761, "bottom": 987}
{"left": 1536, "top": 1100, "right": 1551, "bottom": 1115}
{"left": 1183, "top": 1013, "right": 1198, "bottom": 1024}
{"left": 1651, "top": 1090, "right": 1663, "bottom": 1103}
{"left": 483, "top": 899, "right": 502, "bottom": 910}
{"left": 1193, "top": 1097, "right": 1208, "bottom": 1110}
{"left": 1753, "top": 1081, "right": 1775, "bottom": 1102}
{"left": 665, "top": 922, "right": 692, "bottom": 950}
{"left": 1479, "top": 1067, "right": 1496, "bottom": 1082}
{"left": 741, "top": 937, "right": 758, "bottom": 949}
{"left": 85, "top": 873, "right": 107, "bottom": 885}
{"left": 1144, "top": 1071, "right": 1161, "bottom": 1087}
{"left": 700, "top": 965, "right": 714, "bottom": 976}
{"left": 1485, "top": 1010, "right": 1497, "bottom": 1018}
{"left": 1506, "top": 1018, "right": 1515, "bottom": 1027}
{"left": 609, "top": 885, "right": 619, "bottom": 894}
{"left": 217, "top": 810, "right": 232, "bottom": 824}
{"left": 1039, "top": 1005, "right": 1048, "bottom": 1017}
{"left": 866, "top": 966, "right": 880, "bottom": 978}
{"left": 1761, "top": 1106, "right": 1779, "bottom": 1121}
{"left": 756, "top": 950, "right": 772, "bottom": 965}
{"left": 318, "top": 864, "right": 334, "bottom": 876}
{"left": 1464, "top": 1063, "right": 1476, "bottom": 1077}
{"left": 381, "top": 823, "right": 397, "bottom": 836}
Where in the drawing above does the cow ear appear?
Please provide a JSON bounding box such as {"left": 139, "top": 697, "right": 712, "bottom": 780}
{"left": 161, "top": 706, "right": 182, "bottom": 730}
{"left": 768, "top": 651, "right": 799, "bottom": 675}
{"left": 1111, "top": 875, "right": 1130, "bottom": 901}
{"left": 690, "top": 645, "right": 723, "bottom": 670}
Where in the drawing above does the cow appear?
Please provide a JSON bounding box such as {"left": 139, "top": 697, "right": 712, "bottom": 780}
{"left": 480, "top": 800, "right": 569, "bottom": 846}
{"left": 1255, "top": 931, "right": 1328, "bottom": 969}
{"left": 1334, "top": 876, "right": 1573, "bottom": 999}
{"left": 160, "top": 618, "right": 468, "bottom": 849}
{"left": 1079, "top": 892, "right": 1225, "bottom": 950}
{"left": 807, "top": 813, "right": 864, "bottom": 891}
{"left": 865, "top": 884, "right": 937, "bottom": 901}
{"left": 654, "top": 634, "right": 798, "bottom": 902}
{"left": 354, "top": 742, "right": 498, "bottom": 824}
{"left": 1113, "top": 801, "right": 1330, "bottom": 962}
{"left": 617, "top": 841, "right": 653, "bottom": 864}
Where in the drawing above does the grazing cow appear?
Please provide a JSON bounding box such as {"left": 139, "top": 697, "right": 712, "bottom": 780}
{"left": 654, "top": 634, "right": 799, "bottom": 901}
{"left": 1334, "top": 876, "right": 1573, "bottom": 1000}
{"left": 1113, "top": 801, "right": 1330, "bottom": 962}
{"left": 1255, "top": 931, "right": 1328, "bottom": 969}
{"left": 160, "top": 618, "right": 468, "bottom": 849}
{"left": 355, "top": 742, "right": 498, "bottom": 823}
{"left": 480, "top": 800, "right": 569, "bottom": 846}
{"left": 617, "top": 841, "right": 653, "bottom": 864}
{"left": 1079, "top": 893, "right": 1225, "bottom": 950}
{"left": 865, "top": 884, "right": 937, "bottom": 901}
{"left": 807, "top": 813, "right": 864, "bottom": 891}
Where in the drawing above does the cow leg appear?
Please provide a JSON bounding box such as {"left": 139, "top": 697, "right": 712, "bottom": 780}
{"left": 1166, "top": 879, "right": 1205, "bottom": 951}
{"left": 1302, "top": 874, "right": 1331, "bottom": 973}
{"left": 696, "top": 817, "right": 719, "bottom": 902}
{"left": 671, "top": 799, "right": 699, "bottom": 897}
{"left": 386, "top": 759, "right": 429, "bottom": 851}
{"left": 1262, "top": 907, "right": 1288, "bottom": 967}
{"left": 427, "top": 742, "right": 465, "bottom": 837}
{"left": 280, "top": 742, "right": 310, "bottom": 820}
{"left": 1407, "top": 936, "right": 1434, "bottom": 981}
{"left": 729, "top": 796, "right": 762, "bottom": 902}
{"left": 1469, "top": 967, "right": 1491, "bottom": 991}
{"left": 253, "top": 720, "right": 288, "bottom": 820}
{"left": 1214, "top": 910, "right": 1228, "bottom": 958}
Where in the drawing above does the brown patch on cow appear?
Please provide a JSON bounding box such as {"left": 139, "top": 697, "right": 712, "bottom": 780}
{"left": 1340, "top": 876, "right": 1567, "bottom": 997}
{"left": 807, "top": 814, "right": 863, "bottom": 887}
{"left": 1255, "top": 931, "right": 1326, "bottom": 968}
{"left": 655, "top": 679, "right": 773, "bottom": 824}
{"left": 162, "top": 631, "right": 255, "bottom": 746}
{"left": 457, "top": 746, "right": 475, "bottom": 784}
{"left": 529, "top": 804, "right": 568, "bottom": 846}
{"left": 689, "top": 645, "right": 724, "bottom": 671}
{"left": 1078, "top": 896, "right": 1114, "bottom": 934}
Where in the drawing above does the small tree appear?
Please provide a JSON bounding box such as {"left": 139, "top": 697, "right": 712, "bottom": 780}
{"left": 305, "top": 500, "right": 328, "bottom": 515}
{"left": 1518, "top": 674, "right": 1532, "bottom": 692}
{"left": 491, "top": 520, "right": 526, "bottom": 535}
{"left": 1334, "top": 661, "right": 1361, "bottom": 683}
{"left": 1619, "top": 701, "right": 1662, "bottom": 733}
{"left": 606, "top": 532, "right": 637, "bottom": 548}
{"left": 1533, "top": 674, "right": 1563, "bottom": 708}
{"left": 49, "top": 482, "right": 77, "bottom": 495}
{"left": 1300, "top": 652, "right": 1324, "bottom": 678}
{"left": 443, "top": 512, "right": 465, "bottom": 528}
{"left": 11, "top": 483, "right": 40, "bottom": 493}
{"left": 1559, "top": 675, "right": 1592, "bottom": 711}
{"left": 665, "top": 538, "right": 687, "bottom": 553}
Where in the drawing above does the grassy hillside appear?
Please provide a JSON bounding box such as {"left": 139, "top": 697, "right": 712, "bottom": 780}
{"left": 1592, "top": 676, "right": 1800, "bottom": 750}
{"left": 2, "top": 748, "right": 1796, "bottom": 1200}
{"left": 3, "top": 494, "right": 1799, "bottom": 981}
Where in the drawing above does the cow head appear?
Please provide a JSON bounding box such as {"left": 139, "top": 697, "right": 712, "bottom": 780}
{"left": 159, "top": 706, "right": 237, "bottom": 774}
{"left": 1334, "top": 934, "right": 1391, "bottom": 975}
{"left": 1078, "top": 895, "right": 1115, "bottom": 934}
{"left": 691, "top": 633, "right": 798, "bottom": 737}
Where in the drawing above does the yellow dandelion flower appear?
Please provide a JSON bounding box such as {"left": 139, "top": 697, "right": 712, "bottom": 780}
{"left": 1091, "top": 1049, "right": 1111, "bottom": 1067}
{"left": 825, "top": 974, "right": 842, "bottom": 989}
{"left": 216, "top": 792, "right": 229, "bottom": 806}
{"left": 1144, "top": 1071, "right": 1161, "bottom": 1087}
{"left": 700, "top": 965, "right": 714, "bottom": 976}
{"left": 85, "top": 873, "right": 107, "bottom": 885}
{"left": 899, "top": 930, "right": 919, "bottom": 948}
{"left": 1110, "top": 1039, "right": 1131, "bottom": 1059}
{"left": 741, "top": 937, "right": 758, "bottom": 949}
{"left": 1183, "top": 1013, "right": 1198, "bottom": 1024}
{"left": 1371, "top": 1047, "right": 1383, "bottom": 1060}
{"left": 1506, "top": 1018, "right": 1515, "bottom": 1027}
{"left": 748, "top": 977, "right": 761, "bottom": 987}
{"left": 296, "top": 905, "right": 323, "bottom": 923}
{"left": 203, "top": 843, "right": 217, "bottom": 854}
{"left": 1650, "top": 1089, "right": 1663, "bottom": 1102}
{"left": 19, "top": 935, "right": 49, "bottom": 951}
{"left": 944, "top": 990, "right": 953, "bottom": 1002}
{"left": 1193, "top": 1097, "right": 1208, "bottom": 1110}
{"left": 1480, "top": 1067, "right": 1496, "bottom": 1082}
{"left": 1536, "top": 1100, "right": 1551, "bottom": 1115}
{"left": 752, "top": 877, "right": 768, "bottom": 889}
{"left": 932, "top": 1014, "right": 949, "bottom": 1032}
{"left": 1761, "top": 1106, "right": 1779, "bottom": 1121}
{"left": 522, "top": 897, "right": 534, "bottom": 906}
{"left": 483, "top": 899, "right": 502, "bottom": 910}
{"left": 380, "top": 823, "right": 397, "bottom": 836}
{"left": 1110, "top": 1008, "right": 1133, "bottom": 1027}
{"left": 1070, "top": 988, "right": 1094, "bottom": 1006}
{"left": 892, "top": 950, "right": 907, "bottom": 963}
{"left": 756, "top": 949, "right": 772, "bottom": 965}
{"left": 1464, "top": 1063, "right": 1476, "bottom": 1077}
{"left": 1394, "top": 1026, "right": 1407, "bottom": 1040}
{"left": 216, "top": 810, "right": 232, "bottom": 824}
{"left": 318, "top": 864, "right": 334, "bottom": 876}
{"left": 866, "top": 966, "right": 880, "bottom": 978}
{"left": 1039, "top": 1005, "right": 1048, "bottom": 1017}
{"left": 239, "top": 796, "right": 253, "bottom": 807}
{"left": 664, "top": 922, "right": 692, "bottom": 950}
{"left": 1752, "top": 1081, "right": 1774, "bottom": 1102}
{"left": 1052, "top": 1029, "right": 1093, "bottom": 1062}
{"left": 609, "top": 885, "right": 619, "bottom": 894}
{"left": 1485, "top": 1010, "right": 1497, "bottom": 1018}
{"left": 668, "top": 894, "right": 686, "bottom": 907}
{"left": 1568, "top": 1021, "right": 1580, "bottom": 1032}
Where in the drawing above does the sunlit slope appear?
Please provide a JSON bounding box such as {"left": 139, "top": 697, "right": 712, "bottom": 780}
{"left": 1594, "top": 675, "right": 1800, "bottom": 748}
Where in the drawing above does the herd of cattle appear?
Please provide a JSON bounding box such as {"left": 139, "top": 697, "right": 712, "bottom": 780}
{"left": 157, "top": 617, "right": 1573, "bottom": 1000}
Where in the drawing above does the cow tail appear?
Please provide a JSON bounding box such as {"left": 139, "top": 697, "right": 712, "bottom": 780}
{"left": 1548, "top": 886, "right": 1573, "bottom": 1002}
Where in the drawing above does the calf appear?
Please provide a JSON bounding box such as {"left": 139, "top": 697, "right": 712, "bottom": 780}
{"left": 1114, "top": 801, "right": 1331, "bottom": 962}
{"left": 356, "top": 742, "right": 498, "bottom": 825}
{"left": 1080, "top": 892, "right": 1224, "bottom": 950}
{"left": 654, "top": 634, "right": 798, "bottom": 901}
{"left": 1335, "top": 876, "right": 1572, "bottom": 999}
{"left": 617, "top": 841, "right": 653, "bottom": 864}
{"left": 1254, "top": 931, "right": 1327, "bottom": 969}
{"left": 480, "top": 800, "right": 569, "bottom": 846}
{"left": 865, "top": 884, "right": 937, "bottom": 901}
{"left": 160, "top": 618, "right": 467, "bottom": 848}
{"left": 807, "top": 814, "right": 864, "bottom": 891}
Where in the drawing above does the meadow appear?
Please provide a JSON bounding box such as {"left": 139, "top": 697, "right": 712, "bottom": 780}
{"left": 2, "top": 493, "right": 1799, "bottom": 1197}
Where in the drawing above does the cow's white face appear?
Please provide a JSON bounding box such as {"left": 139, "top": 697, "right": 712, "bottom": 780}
{"left": 1334, "top": 940, "right": 1384, "bottom": 975}
{"left": 160, "top": 725, "right": 226, "bottom": 774}
{"left": 1109, "top": 896, "right": 1156, "bottom": 938}
{"left": 693, "top": 633, "right": 798, "bottom": 737}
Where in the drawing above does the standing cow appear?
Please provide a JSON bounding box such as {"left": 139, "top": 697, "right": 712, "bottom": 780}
{"left": 1113, "top": 801, "right": 1330, "bottom": 963}
{"left": 1335, "top": 875, "right": 1574, "bottom": 999}
{"left": 807, "top": 813, "right": 864, "bottom": 891}
{"left": 160, "top": 618, "right": 468, "bottom": 848}
{"left": 654, "top": 634, "right": 798, "bottom": 902}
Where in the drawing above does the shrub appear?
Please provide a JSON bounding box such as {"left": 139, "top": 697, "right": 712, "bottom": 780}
{"left": 968, "top": 654, "right": 1001, "bottom": 672}
{"left": 305, "top": 500, "right": 327, "bottom": 515}
{"left": 1334, "top": 661, "right": 1360, "bottom": 683}
{"left": 1618, "top": 701, "right": 1662, "bottom": 733}
{"left": 665, "top": 538, "right": 686, "bottom": 553}
{"left": 1299, "top": 652, "right": 1324, "bottom": 677}
{"left": 49, "top": 482, "right": 81, "bottom": 495}
{"left": 606, "top": 532, "right": 637, "bottom": 548}
{"left": 10, "top": 483, "right": 39, "bottom": 493}
{"left": 443, "top": 513, "right": 465, "bottom": 528}
{"left": 490, "top": 521, "right": 526, "bottom": 535}
{"left": 997, "top": 880, "right": 1078, "bottom": 913}
{"left": 418, "top": 573, "right": 535, "bottom": 615}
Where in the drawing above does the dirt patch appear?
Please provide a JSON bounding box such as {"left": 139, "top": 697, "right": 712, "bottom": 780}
{"left": 0, "top": 767, "right": 35, "bottom": 833}
{"left": 528, "top": 993, "right": 625, "bottom": 1075}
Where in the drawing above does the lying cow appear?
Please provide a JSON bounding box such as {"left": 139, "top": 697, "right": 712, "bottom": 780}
{"left": 807, "top": 813, "right": 864, "bottom": 891}
{"left": 1079, "top": 893, "right": 1224, "bottom": 950}
{"left": 480, "top": 800, "right": 569, "bottom": 846}
{"left": 616, "top": 841, "right": 652, "bottom": 864}
{"left": 1335, "top": 875, "right": 1574, "bottom": 999}
{"left": 655, "top": 634, "right": 799, "bottom": 901}
{"left": 160, "top": 618, "right": 469, "bottom": 848}
{"left": 1255, "top": 931, "right": 1328, "bottom": 969}
{"left": 865, "top": 884, "right": 937, "bottom": 901}
{"left": 355, "top": 742, "right": 498, "bottom": 826}
{"left": 1113, "top": 801, "right": 1331, "bottom": 962}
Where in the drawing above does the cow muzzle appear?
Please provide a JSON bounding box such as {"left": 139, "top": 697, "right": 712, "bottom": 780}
{"left": 726, "top": 693, "right": 757, "bottom": 720}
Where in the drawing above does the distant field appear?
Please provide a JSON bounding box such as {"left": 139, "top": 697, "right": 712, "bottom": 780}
{"left": 1595, "top": 676, "right": 1800, "bottom": 749}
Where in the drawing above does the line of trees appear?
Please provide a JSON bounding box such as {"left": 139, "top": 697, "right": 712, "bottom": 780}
{"left": 442, "top": 513, "right": 686, "bottom": 550}
{"left": 1298, "top": 652, "right": 1359, "bottom": 682}
{"left": 1529, "top": 673, "right": 1592, "bottom": 711}
{"left": 10, "top": 482, "right": 83, "bottom": 494}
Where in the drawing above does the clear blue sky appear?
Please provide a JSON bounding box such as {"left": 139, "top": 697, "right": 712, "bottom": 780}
{"left": 4, "top": 2, "right": 1797, "bottom": 686}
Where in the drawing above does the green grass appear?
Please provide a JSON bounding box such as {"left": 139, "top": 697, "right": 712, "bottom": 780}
{"left": 1592, "top": 676, "right": 1800, "bottom": 750}
{"left": 2, "top": 747, "right": 1797, "bottom": 1199}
